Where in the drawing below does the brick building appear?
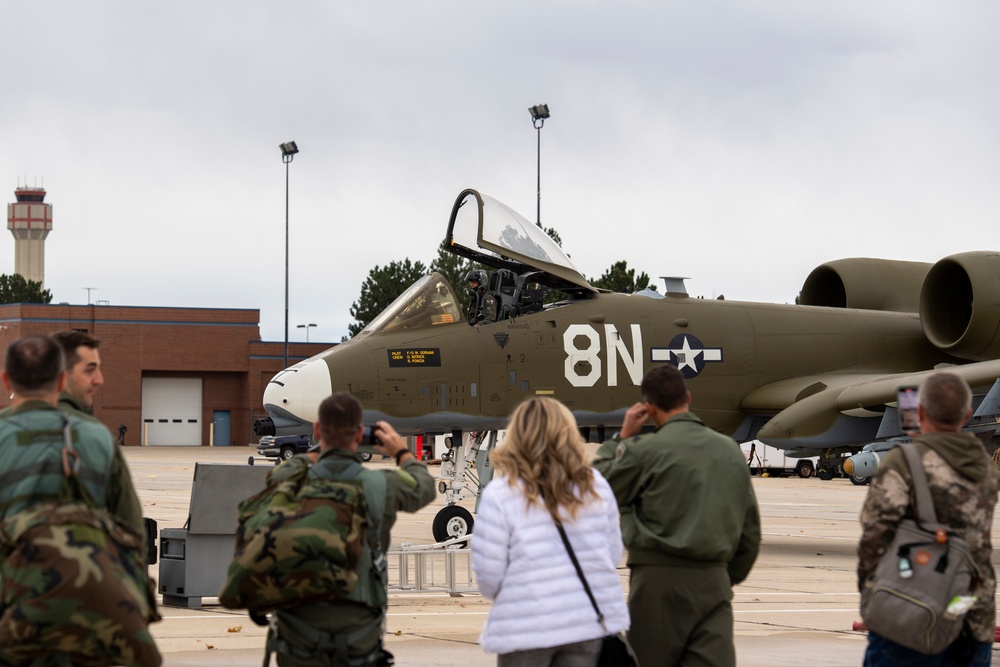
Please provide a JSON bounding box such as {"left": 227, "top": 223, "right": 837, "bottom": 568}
{"left": 0, "top": 303, "right": 331, "bottom": 447}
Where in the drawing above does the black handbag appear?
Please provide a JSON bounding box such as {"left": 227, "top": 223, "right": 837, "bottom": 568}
{"left": 554, "top": 520, "right": 638, "bottom": 667}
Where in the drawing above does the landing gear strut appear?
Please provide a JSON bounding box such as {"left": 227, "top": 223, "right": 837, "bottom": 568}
{"left": 433, "top": 430, "right": 498, "bottom": 545}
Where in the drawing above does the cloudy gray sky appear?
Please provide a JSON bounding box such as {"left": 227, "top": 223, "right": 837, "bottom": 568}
{"left": 3, "top": 2, "right": 998, "bottom": 342}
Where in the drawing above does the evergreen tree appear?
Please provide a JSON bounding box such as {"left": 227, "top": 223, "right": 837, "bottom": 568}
{"left": 543, "top": 226, "right": 562, "bottom": 247}
{"left": 590, "top": 261, "right": 656, "bottom": 294}
{"left": 0, "top": 274, "right": 53, "bottom": 304}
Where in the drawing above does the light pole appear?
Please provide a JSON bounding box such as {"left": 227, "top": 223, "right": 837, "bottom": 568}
{"left": 280, "top": 141, "right": 299, "bottom": 369}
{"left": 297, "top": 323, "right": 317, "bottom": 342}
{"left": 528, "top": 103, "right": 550, "bottom": 227}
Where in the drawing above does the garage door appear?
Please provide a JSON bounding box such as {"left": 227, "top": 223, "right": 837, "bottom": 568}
{"left": 141, "top": 377, "right": 202, "bottom": 446}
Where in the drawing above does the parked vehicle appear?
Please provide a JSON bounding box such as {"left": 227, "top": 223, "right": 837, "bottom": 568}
{"left": 741, "top": 441, "right": 819, "bottom": 479}
{"left": 257, "top": 434, "right": 311, "bottom": 461}
{"left": 257, "top": 434, "right": 374, "bottom": 463}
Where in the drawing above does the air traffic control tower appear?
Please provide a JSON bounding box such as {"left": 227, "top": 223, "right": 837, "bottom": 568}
{"left": 7, "top": 185, "right": 52, "bottom": 286}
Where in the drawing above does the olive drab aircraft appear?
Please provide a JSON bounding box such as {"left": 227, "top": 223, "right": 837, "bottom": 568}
{"left": 256, "top": 188, "right": 1000, "bottom": 542}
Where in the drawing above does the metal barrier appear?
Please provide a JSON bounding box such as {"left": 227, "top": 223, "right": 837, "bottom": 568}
{"left": 386, "top": 535, "right": 479, "bottom": 596}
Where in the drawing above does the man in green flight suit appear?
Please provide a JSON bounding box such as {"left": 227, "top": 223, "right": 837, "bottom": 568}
{"left": 270, "top": 392, "right": 436, "bottom": 667}
{"left": 593, "top": 364, "right": 761, "bottom": 667}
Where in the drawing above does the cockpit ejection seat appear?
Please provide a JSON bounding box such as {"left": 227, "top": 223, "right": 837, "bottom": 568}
{"left": 488, "top": 268, "right": 545, "bottom": 319}
{"left": 488, "top": 269, "right": 517, "bottom": 319}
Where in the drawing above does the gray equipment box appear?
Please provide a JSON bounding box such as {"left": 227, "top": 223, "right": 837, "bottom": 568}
{"left": 159, "top": 462, "right": 269, "bottom": 608}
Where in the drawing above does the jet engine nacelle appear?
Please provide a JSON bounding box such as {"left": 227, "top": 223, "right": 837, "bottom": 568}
{"left": 799, "top": 258, "right": 930, "bottom": 312}
{"left": 919, "top": 251, "right": 1000, "bottom": 362}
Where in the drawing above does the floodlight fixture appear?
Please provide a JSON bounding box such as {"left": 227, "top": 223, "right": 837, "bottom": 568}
{"left": 280, "top": 141, "right": 299, "bottom": 159}
{"left": 528, "top": 103, "right": 550, "bottom": 226}
{"left": 528, "top": 104, "right": 550, "bottom": 125}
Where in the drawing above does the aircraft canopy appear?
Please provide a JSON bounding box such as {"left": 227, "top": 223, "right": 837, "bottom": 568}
{"left": 445, "top": 189, "right": 596, "bottom": 294}
{"left": 363, "top": 272, "right": 463, "bottom": 334}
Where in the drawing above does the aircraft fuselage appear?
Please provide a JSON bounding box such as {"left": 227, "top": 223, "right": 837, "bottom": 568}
{"left": 267, "top": 292, "right": 954, "bottom": 445}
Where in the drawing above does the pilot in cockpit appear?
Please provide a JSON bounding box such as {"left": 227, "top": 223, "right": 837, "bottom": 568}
{"left": 465, "top": 269, "right": 498, "bottom": 325}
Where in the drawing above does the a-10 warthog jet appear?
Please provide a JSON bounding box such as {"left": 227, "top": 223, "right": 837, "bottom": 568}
{"left": 256, "top": 188, "right": 1000, "bottom": 540}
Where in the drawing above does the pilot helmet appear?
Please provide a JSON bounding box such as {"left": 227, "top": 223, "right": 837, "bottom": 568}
{"left": 465, "top": 269, "right": 486, "bottom": 287}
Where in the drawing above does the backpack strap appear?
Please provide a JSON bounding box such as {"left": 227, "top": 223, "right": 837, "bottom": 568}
{"left": 311, "top": 461, "right": 386, "bottom": 558}
{"left": 899, "top": 443, "right": 938, "bottom": 525}
{"left": 58, "top": 412, "right": 106, "bottom": 510}
{"left": 310, "top": 460, "right": 389, "bottom": 604}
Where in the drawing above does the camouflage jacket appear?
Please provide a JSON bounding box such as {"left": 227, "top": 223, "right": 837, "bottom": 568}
{"left": 272, "top": 448, "right": 436, "bottom": 653}
{"left": 305, "top": 449, "right": 436, "bottom": 552}
{"left": 57, "top": 392, "right": 144, "bottom": 535}
{"left": 0, "top": 401, "right": 142, "bottom": 535}
{"left": 858, "top": 432, "right": 999, "bottom": 642}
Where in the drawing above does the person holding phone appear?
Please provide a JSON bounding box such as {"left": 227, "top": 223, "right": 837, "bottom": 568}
{"left": 269, "top": 392, "right": 436, "bottom": 667}
{"left": 858, "top": 372, "right": 999, "bottom": 665}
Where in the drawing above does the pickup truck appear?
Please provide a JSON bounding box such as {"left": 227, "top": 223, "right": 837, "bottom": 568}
{"left": 257, "top": 434, "right": 311, "bottom": 461}
{"left": 257, "top": 434, "right": 374, "bottom": 463}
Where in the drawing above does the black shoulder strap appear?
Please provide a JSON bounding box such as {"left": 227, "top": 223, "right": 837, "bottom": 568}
{"left": 554, "top": 519, "right": 608, "bottom": 633}
{"left": 900, "top": 443, "right": 938, "bottom": 525}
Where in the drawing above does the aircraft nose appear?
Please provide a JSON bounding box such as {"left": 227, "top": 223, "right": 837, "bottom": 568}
{"left": 262, "top": 359, "right": 332, "bottom": 433}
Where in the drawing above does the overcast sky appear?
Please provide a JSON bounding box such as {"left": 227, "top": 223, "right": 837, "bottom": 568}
{"left": 3, "top": 2, "right": 998, "bottom": 343}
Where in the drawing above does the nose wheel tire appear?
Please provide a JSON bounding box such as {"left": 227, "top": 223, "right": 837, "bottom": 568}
{"left": 432, "top": 505, "right": 474, "bottom": 545}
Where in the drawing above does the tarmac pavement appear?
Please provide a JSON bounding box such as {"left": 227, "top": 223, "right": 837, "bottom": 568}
{"left": 125, "top": 446, "right": 1000, "bottom": 666}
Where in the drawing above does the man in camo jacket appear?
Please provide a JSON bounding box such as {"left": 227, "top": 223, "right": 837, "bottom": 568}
{"left": 858, "top": 371, "right": 999, "bottom": 666}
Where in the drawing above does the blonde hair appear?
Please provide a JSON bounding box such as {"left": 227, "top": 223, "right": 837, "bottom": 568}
{"left": 491, "top": 397, "right": 598, "bottom": 521}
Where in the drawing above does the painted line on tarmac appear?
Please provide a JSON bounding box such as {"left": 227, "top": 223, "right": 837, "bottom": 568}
{"left": 736, "top": 592, "right": 857, "bottom": 596}
{"left": 387, "top": 611, "right": 489, "bottom": 617}
{"left": 762, "top": 531, "right": 859, "bottom": 542}
{"left": 160, "top": 612, "right": 492, "bottom": 620}
{"left": 735, "top": 608, "right": 858, "bottom": 613}
{"left": 159, "top": 615, "right": 258, "bottom": 620}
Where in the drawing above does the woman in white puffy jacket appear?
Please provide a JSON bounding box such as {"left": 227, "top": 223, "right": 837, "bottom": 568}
{"left": 471, "top": 397, "right": 630, "bottom": 666}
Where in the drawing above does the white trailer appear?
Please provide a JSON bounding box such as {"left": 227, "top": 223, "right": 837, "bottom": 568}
{"left": 740, "top": 441, "right": 818, "bottom": 478}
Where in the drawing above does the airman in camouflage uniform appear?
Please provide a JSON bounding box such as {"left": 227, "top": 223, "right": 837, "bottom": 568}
{"left": 51, "top": 330, "right": 143, "bottom": 533}
{"left": 0, "top": 335, "right": 158, "bottom": 667}
{"left": 858, "top": 371, "right": 999, "bottom": 666}
{"left": 270, "top": 392, "right": 435, "bottom": 667}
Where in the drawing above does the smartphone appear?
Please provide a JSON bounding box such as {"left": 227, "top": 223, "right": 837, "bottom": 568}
{"left": 361, "top": 426, "right": 382, "bottom": 446}
{"left": 897, "top": 385, "right": 919, "bottom": 433}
